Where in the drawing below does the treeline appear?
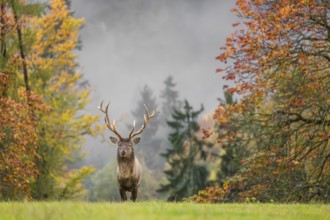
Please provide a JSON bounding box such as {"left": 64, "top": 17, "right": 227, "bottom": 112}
{"left": 0, "top": 0, "right": 98, "bottom": 200}
{"left": 1, "top": 0, "right": 329, "bottom": 204}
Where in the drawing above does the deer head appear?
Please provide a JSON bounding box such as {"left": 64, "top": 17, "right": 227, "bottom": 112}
{"left": 98, "top": 101, "right": 158, "bottom": 158}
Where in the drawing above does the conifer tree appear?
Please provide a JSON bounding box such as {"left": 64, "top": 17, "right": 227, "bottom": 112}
{"left": 158, "top": 76, "right": 182, "bottom": 163}
{"left": 131, "top": 85, "right": 163, "bottom": 171}
{"left": 158, "top": 100, "right": 211, "bottom": 201}
{"left": 159, "top": 76, "right": 181, "bottom": 125}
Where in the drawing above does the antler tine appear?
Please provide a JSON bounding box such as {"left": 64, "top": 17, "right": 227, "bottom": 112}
{"left": 98, "top": 101, "right": 111, "bottom": 129}
{"left": 97, "top": 100, "right": 105, "bottom": 112}
{"left": 144, "top": 104, "right": 158, "bottom": 119}
{"left": 98, "top": 101, "right": 123, "bottom": 139}
{"left": 129, "top": 105, "right": 159, "bottom": 139}
{"left": 128, "top": 120, "right": 136, "bottom": 138}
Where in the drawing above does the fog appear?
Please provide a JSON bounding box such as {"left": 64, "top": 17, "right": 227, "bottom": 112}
{"left": 70, "top": 0, "right": 238, "bottom": 167}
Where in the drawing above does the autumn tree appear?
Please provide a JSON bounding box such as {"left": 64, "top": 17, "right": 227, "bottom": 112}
{"left": 216, "top": 92, "right": 248, "bottom": 183}
{"left": 26, "top": 0, "right": 98, "bottom": 200}
{"left": 0, "top": 92, "right": 49, "bottom": 200}
{"left": 0, "top": 0, "right": 48, "bottom": 200}
{"left": 212, "top": 0, "right": 330, "bottom": 202}
{"left": 0, "top": 0, "right": 98, "bottom": 200}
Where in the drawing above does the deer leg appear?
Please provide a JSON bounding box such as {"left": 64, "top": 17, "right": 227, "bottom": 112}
{"left": 130, "top": 187, "right": 138, "bottom": 202}
{"left": 119, "top": 188, "right": 127, "bottom": 202}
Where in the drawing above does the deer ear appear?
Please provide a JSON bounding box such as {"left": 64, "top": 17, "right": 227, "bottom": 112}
{"left": 109, "top": 137, "right": 118, "bottom": 144}
{"left": 132, "top": 137, "right": 140, "bottom": 145}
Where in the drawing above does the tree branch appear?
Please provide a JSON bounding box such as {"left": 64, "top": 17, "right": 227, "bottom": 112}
{"left": 11, "top": 0, "right": 30, "bottom": 92}
{"left": 276, "top": 111, "right": 330, "bottom": 126}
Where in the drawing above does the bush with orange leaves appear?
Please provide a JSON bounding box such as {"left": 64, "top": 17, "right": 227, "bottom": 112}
{"left": 0, "top": 89, "right": 49, "bottom": 200}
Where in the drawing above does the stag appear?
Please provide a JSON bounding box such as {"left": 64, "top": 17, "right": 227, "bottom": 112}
{"left": 98, "top": 101, "right": 158, "bottom": 202}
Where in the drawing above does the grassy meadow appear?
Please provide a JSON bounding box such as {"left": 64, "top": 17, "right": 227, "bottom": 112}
{"left": 0, "top": 202, "right": 328, "bottom": 220}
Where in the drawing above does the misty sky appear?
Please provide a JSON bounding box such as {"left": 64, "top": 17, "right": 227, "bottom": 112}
{"left": 70, "top": 0, "right": 239, "bottom": 166}
{"left": 72, "top": 0, "right": 238, "bottom": 115}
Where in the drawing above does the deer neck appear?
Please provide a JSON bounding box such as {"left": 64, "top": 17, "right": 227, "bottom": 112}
{"left": 117, "top": 152, "right": 135, "bottom": 171}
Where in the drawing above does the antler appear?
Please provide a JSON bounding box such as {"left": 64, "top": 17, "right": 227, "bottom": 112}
{"left": 129, "top": 104, "right": 159, "bottom": 139}
{"left": 98, "top": 101, "right": 123, "bottom": 140}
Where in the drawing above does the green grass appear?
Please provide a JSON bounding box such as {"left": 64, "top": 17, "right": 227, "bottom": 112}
{"left": 0, "top": 202, "right": 328, "bottom": 220}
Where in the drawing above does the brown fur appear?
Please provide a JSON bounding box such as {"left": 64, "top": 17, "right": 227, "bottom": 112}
{"left": 98, "top": 101, "right": 158, "bottom": 202}
{"left": 112, "top": 138, "right": 142, "bottom": 202}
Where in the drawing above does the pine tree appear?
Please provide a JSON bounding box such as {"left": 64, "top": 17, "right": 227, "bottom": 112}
{"left": 159, "top": 76, "right": 181, "bottom": 125}
{"left": 158, "top": 100, "right": 211, "bottom": 201}
{"left": 158, "top": 76, "right": 181, "bottom": 165}
{"left": 131, "top": 85, "right": 163, "bottom": 171}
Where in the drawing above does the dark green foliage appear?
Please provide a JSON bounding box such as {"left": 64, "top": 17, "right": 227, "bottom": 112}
{"left": 158, "top": 100, "right": 211, "bottom": 201}
{"left": 159, "top": 76, "right": 182, "bottom": 168}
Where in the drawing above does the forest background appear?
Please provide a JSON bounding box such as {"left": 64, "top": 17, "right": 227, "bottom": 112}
{"left": 0, "top": 0, "right": 329, "bottom": 203}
